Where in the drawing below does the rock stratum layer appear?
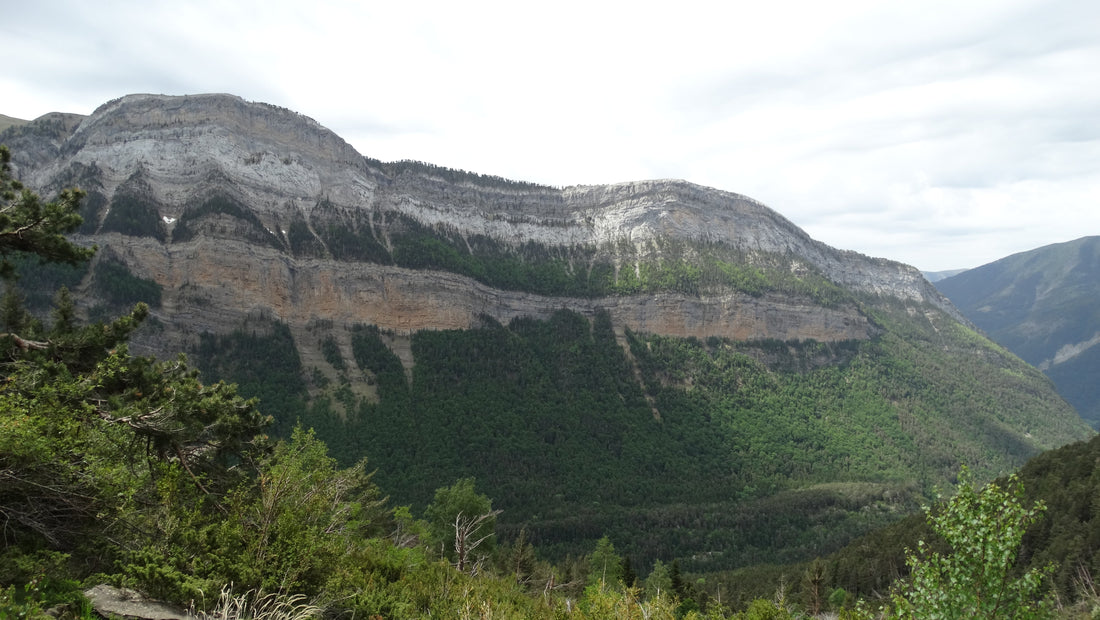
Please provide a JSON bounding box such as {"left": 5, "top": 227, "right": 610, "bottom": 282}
{"left": 6, "top": 93, "right": 956, "bottom": 351}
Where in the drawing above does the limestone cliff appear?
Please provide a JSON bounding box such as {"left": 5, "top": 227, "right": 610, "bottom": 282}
{"left": 2, "top": 93, "right": 960, "bottom": 361}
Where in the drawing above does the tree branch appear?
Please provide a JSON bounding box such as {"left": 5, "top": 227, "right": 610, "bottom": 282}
{"left": 0, "top": 215, "right": 49, "bottom": 241}
{"left": 1, "top": 332, "right": 49, "bottom": 351}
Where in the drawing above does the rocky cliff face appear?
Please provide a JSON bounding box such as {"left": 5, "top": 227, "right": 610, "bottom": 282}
{"left": 2, "top": 93, "right": 960, "bottom": 359}
{"left": 104, "top": 233, "right": 869, "bottom": 342}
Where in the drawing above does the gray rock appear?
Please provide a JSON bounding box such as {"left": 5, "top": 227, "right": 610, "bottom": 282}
{"left": 5, "top": 92, "right": 964, "bottom": 364}
{"left": 83, "top": 585, "right": 194, "bottom": 620}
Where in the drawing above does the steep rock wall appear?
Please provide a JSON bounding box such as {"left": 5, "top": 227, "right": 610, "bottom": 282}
{"left": 109, "top": 234, "right": 871, "bottom": 345}
{"left": 7, "top": 93, "right": 956, "bottom": 352}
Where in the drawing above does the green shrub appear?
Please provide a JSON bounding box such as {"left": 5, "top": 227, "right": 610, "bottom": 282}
{"left": 886, "top": 468, "right": 1053, "bottom": 619}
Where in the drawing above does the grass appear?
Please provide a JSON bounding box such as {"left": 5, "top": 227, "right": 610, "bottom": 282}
{"left": 196, "top": 586, "right": 320, "bottom": 620}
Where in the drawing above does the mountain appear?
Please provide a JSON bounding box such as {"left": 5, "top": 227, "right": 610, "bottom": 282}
{"left": 0, "top": 113, "right": 28, "bottom": 133}
{"left": 1, "top": 93, "right": 1091, "bottom": 571}
{"left": 922, "top": 268, "right": 967, "bottom": 282}
{"left": 935, "top": 237, "right": 1100, "bottom": 427}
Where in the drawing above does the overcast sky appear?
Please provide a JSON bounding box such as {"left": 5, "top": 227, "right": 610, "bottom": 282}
{"left": 4, "top": 0, "right": 1099, "bottom": 271}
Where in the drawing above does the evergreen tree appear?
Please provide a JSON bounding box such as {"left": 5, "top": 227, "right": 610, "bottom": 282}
{"left": 801, "top": 559, "right": 828, "bottom": 616}
{"left": 1, "top": 282, "right": 30, "bottom": 333}
{"left": 0, "top": 146, "right": 271, "bottom": 598}
{"left": 0, "top": 145, "right": 93, "bottom": 280}
{"left": 48, "top": 286, "right": 75, "bottom": 335}
{"left": 669, "top": 559, "right": 685, "bottom": 600}
{"left": 505, "top": 528, "right": 538, "bottom": 586}
{"left": 620, "top": 556, "right": 638, "bottom": 590}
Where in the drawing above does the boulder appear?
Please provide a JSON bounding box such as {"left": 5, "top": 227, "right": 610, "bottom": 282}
{"left": 83, "top": 585, "right": 194, "bottom": 620}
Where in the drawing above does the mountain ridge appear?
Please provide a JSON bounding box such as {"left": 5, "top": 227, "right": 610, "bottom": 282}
{"left": 935, "top": 236, "right": 1100, "bottom": 426}
{"left": 6, "top": 93, "right": 959, "bottom": 325}
{"left": 2, "top": 93, "right": 1090, "bottom": 570}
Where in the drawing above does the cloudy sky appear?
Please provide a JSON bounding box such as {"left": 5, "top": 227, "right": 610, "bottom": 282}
{"left": 4, "top": 0, "right": 1099, "bottom": 271}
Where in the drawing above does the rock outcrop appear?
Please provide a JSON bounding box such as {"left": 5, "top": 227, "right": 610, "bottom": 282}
{"left": 83, "top": 585, "right": 193, "bottom": 620}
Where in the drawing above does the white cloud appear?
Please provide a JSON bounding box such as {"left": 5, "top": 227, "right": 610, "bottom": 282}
{"left": 4, "top": 0, "right": 1100, "bottom": 271}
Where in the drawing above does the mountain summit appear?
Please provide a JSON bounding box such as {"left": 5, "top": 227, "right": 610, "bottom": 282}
{"left": 2, "top": 93, "right": 1090, "bottom": 569}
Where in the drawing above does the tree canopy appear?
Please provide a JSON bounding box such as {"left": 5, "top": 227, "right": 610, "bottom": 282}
{"left": 0, "top": 145, "right": 93, "bottom": 281}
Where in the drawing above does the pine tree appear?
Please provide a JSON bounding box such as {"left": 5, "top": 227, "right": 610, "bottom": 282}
{"left": 1, "top": 145, "right": 271, "bottom": 585}
{"left": 620, "top": 556, "right": 638, "bottom": 590}
{"left": 0, "top": 145, "right": 93, "bottom": 280}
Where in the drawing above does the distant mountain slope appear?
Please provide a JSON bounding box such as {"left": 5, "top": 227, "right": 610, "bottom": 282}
{"left": 922, "top": 268, "right": 967, "bottom": 282}
{"left": 1, "top": 94, "right": 1091, "bottom": 572}
{"left": 719, "top": 431, "right": 1100, "bottom": 607}
{"left": 935, "top": 237, "right": 1100, "bottom": 426}
{"left": 0, "top": 113, "right": 28, "bottom": 133}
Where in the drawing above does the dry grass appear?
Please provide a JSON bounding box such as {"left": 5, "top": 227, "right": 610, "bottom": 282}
{"left": 195, "top": 585, "right": 320, "bottom": 620}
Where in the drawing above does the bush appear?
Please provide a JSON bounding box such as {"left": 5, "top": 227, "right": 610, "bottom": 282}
{"left": 887, "top": 468, "right": 1053, "bottom": 619}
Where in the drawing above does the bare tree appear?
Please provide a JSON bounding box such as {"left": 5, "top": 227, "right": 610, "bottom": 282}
{"left": 453, "top": 509, "right": 502, "bottom": 574}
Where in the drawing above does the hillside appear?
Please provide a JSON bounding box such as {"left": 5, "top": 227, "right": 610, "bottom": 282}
{"left": 0, "top": 113, "right": 28, "bottom": 133}
{"left": 718, "top": 431, "right": 1100, "bottom": 609}
{"left": 921, "top": 268, "right": 967, "bottom": 282}
{"left": 935, "top": 237, "right": 1100, "bottom": 427}
{"left": 1, "top": 93, "right": 1091, "bottom": 572}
